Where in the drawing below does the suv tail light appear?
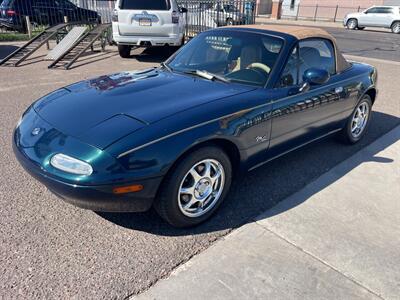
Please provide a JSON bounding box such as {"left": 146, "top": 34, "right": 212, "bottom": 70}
{"left": 172, "top": 11, "right": 179, "bottom": 24}
{"left": 6, "top": 10, "right": 17, "bottom": 16}
{"left": 112, "top": 9, "right": 118, "bottom": 22}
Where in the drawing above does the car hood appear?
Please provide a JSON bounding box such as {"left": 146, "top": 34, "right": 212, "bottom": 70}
{"left": 345, "top": 12, "right": 361, "bottom": 18}
{"left": 33, "top": 69, "right": 254, "bottom": 149}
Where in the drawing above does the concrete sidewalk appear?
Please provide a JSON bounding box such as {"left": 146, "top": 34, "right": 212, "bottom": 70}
{"left": 136, "top": 126, "right": 400, "bottom": 300}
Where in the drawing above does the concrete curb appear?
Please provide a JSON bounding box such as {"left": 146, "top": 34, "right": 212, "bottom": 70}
{"left": 135, "top": 125, "right": 400, "bottom": 300}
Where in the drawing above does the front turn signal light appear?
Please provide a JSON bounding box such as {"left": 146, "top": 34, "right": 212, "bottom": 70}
{"left": 113, "top": 184, "right": 144, "bottom": 194}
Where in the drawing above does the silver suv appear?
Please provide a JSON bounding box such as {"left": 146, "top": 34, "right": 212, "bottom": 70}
{"left": 112, "top": 0, "right": 187, "bottom": 58}
{"left": 344, "top": 6, "right": 400, "bottom": 33}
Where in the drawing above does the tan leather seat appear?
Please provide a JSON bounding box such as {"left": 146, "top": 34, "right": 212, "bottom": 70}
{"left": 233, "top": 45, "right": 262, "bottom": 72}
{"left": 240, "top": 45, "right": 262, "bottom": 69}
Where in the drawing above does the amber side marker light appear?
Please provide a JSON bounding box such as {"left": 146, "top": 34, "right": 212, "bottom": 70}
{"left": 113, "top": 184, "right": 144, "bottom": 194}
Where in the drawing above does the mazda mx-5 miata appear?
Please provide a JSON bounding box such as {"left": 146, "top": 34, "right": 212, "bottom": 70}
{"left": 14, "top": 25, "right": 378, "bottom": 227}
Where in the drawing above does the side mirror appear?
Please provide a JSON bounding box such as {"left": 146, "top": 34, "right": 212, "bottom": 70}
{"left": 179, "top": 7, "right": 188, "bottom": 13}
{"left": 303, "top": 68, "right": 330, "bottom": 85}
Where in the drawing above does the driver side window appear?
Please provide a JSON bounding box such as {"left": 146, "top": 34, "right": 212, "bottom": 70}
{"left": 279, "top": 38, "right": 336, "bottom": 88}
{"left": 279, "top": 46, "right": 299, "bottom": 88}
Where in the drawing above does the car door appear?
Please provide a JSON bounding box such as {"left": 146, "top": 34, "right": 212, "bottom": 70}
{"left": 33, "top": 0, "right": 59, "bottom": 25}
{"left": 358, "top": 7, "right": 379, "bottom": 26}
{"left": 56, "top": 0, "right": 78, "bottom": 22}
{"left": 268, "top": 38, "right": 351, "bottom": 156}
{"left": 376, "top": 7, "right": 395, "bottom": 27}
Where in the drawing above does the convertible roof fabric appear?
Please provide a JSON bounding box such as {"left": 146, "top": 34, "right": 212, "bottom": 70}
{"left": 232, "top": 24, "right": 351, "bottom": 73}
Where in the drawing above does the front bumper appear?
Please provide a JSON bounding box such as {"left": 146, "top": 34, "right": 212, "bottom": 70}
{"left": 113, "top": 33, "right": 183, "bottom": 47}
{"left": 13, "top": 133, "right": 163, "bottom": 213}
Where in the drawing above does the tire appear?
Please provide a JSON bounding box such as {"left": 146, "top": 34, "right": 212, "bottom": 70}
{"left": 391, "top": 21, "right": 400, "bottom": 34}
{"left": 226, "top": 18, "right": 234, "bottom": 26}
{"left": 346, "top": 18, "right": 358, "bottom": 30}
{"left": 154, "top": 146, "right": 232, "bottom": 228}
{"left": 118, "top": 45, "right": 131, "bottom": 58}
{"left": 339, "top": 95, "right": 372, "bottom": 144}
{"left": 180, "top": 34, "right": 185, "bottom": 47}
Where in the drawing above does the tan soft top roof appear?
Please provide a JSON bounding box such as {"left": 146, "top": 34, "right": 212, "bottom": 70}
{"left": 230, "top": 24, "right": 350, "bottom": 73}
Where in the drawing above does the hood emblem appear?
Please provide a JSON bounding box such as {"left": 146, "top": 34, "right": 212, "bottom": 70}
{"left": 31, "top": 127, "right": 41, "bottom": 136}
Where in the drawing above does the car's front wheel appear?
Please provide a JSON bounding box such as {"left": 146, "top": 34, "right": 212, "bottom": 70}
{"left": 346, "top": 18, "right": 358, "bottom": 30}
{"left": 118, "top": 45, "right": 131, "bottom": 58}
{"left": 391, "top": 21, "right": 400, "bottom": 34}
{"left": 339, "top": 95, "right": 372, "bottom": 144}
{"left": 155, "top": 146, "right": 232, "bottom": 227}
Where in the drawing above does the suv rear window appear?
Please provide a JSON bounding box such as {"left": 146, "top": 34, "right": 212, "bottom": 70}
{"left": 120, "top": 0, "right": 170, "bottom": 10}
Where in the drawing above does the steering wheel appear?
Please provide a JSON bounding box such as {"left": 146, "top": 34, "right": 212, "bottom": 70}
{"left": 248, "top": 63, "right": 271, "bottom": 74}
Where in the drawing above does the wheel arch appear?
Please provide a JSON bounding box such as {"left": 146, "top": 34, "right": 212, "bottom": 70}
{"left": 169, "top": 138, "right": 241, "bottom": 176}
{"left": 347, "top": 17, "right": 358, "bottom": 24}
{"left": 391, "top": 20, "right": 400, "bottom": 26}
{"left": 363, "top": 88, "right": 377, "bottom": 105}
{"left": 154, "top": 137, "right": 241, "bottom": 202}
{"left": 391, "top": 20, "right": 400, "bottom": 29}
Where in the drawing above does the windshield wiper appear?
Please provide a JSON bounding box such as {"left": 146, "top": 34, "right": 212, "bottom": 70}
{"left": 183, "top": 69, "right": 230, "bottom": 83}
{"left": 160, "top": 62, "right": 173, "bottom": 72}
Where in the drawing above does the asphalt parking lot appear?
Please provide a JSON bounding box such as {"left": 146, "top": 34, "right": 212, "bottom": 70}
{"left": 325, "top": 27, "right": 400, "bottom": 62}
{"left": 0, "top": 28, "right": 399, "bottom": 299}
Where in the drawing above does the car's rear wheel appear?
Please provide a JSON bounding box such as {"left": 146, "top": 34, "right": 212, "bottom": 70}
{"left": 155, "top": 146, "right": 232, "bottom": 228}
{"left": 339, "top": 95, "right": 372, "bottom": 144}
{"left": 118, "top": 45, "right": 131, "bottom": 58}
{"left": 391, "top": 22, "right": 400, "bottom": 34}
{"left": 180, "top": 34, "right": 186, "bottom": 47}
{"left": 346, "top": 18, "right": 358, "bottom": 30}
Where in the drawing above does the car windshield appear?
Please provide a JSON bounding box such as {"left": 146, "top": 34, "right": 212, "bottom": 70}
{"left": 120, "top": 0, "right": 170, "bottom": 10}
{"left": 167, "top": 31, "right": 284, "bottom": 87}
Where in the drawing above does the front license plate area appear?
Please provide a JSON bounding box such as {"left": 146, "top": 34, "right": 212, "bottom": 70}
{"left": 139, "top": 18, "right": 152, "bottom": 26}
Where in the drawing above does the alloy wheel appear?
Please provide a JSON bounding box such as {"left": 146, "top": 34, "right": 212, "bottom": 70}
{"left": 178, "top": 159, "right": 225, "bottom": 218}
{"left": 351, "top": 102, "right": 370, "bottom": 138}
{"left": 347, "top": 19, "right": 357, "bottom": 30}
{"left": 392, "top": 22, "right": 400, "bottom": 34}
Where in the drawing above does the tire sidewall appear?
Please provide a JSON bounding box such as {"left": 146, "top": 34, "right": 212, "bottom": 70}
{"left": 157, "top": 147, "right": 232, "bottom": 227}
{"left": 347, "top": 18, "right": 358, "bottom": 30}
{"left": 118, "top": 45, "right": 131, "bottom": 58}
{"left": 392, "top": 22, "right": 400, "bottom": 34}
{"left": 345, "top": 95, "right": 372, "bottom": 144}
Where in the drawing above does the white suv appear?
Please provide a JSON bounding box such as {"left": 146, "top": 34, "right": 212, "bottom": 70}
{"left": 344, "top": 6, "right": 400, "bottom": 34}
{"left": 112, "top": 0, "right": 187, "bottom": 58}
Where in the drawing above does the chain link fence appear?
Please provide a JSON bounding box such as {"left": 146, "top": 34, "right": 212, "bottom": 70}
{"left": 178, "top": 0, "right": 257, "bottom": 38}
{"left": 1, "top": 0, "right": 257, "bottom": 39}
{"left": 0, "top": 0, "right": 109, "bottom": 35}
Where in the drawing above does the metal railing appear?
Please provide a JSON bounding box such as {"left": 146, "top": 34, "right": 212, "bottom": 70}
{"left": 1, "top": 0, "right": 256, "bottom": 38}
{"left": 0, "top": 0, "right": 115, "bottom": 35}
{"left": 178, "top": 0, "right": 257, "bottom": 38}
{"left": 279, "top": 4, "right": 368, "bottom": 23}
